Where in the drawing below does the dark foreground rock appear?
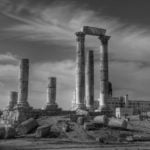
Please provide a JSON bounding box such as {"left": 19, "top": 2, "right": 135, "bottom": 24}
{"left": 16, "top": 118, "right": 38, "bottom": 135}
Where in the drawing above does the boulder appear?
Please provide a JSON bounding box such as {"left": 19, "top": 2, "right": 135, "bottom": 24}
{"left": 16, "top": 118, "right": 38, "bottom": 135}
{"left": 108, "top": 118, "right": 127, "bottom": 129}
{"left": 69, "top": 114, "right": 78, "bottom": 122}
{"left": 76, "top": 109, "right": 89, "bottom": 116}
{"left": 36, "top": 125, "right": 51, "bottom": 138}
{"left": 62, "top": 124, "right": 70, "bottom": 132}
{"left": 96, "top": 136, "right": 108, "bottom": 144}
{"left": 132, "top": 135, "right": 150, "bottom": 141}
{"left": 5, "top": 126, "right": 16, "bottom": 139}
{"left": 77, "top": 117, "right": 85, "bottom": 125}
{"left": 93, "top": 115, "right": 108, "bottom": 125}
{"left": 0, "top": 127, "right": 5, "bottom": 139}
{"left": 83, "top": 122, "right": 96, "bottom": 130}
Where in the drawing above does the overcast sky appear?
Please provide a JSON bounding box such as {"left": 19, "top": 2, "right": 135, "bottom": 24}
{"left": 0, "top": 0, "right": 150, "bottom": 110}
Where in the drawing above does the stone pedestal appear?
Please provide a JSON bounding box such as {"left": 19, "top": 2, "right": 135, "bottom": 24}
{"left": 86, "top": 50, "right": 94, "bottom": 110}
{"left": 17, "top": 59, "right": 30, "bottom": 108}
{"left": 75, "top": 32, "right": 86, "bottom": 109}
{"left": 98, "top": 35, "right": 110, "bottom": 112}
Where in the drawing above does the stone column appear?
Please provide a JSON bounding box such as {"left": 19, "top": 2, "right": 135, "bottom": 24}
{"left": 98, "top": 35, "right": 110, "bottom": 111}
{"left": 45, "top": 77, "right": 58, "bottom": 110}
{"left": 124, "top": 94, "right": 128, "bottom": 108}
{"left": 17, "top": 59, "right": 29, "bottom": 107}
{"left": 75, "top": 32, "right": 85, "bottom": 109}
{"left": 86, "top": 50, "right": 94, "bottom": 110}
{"left": 8, "top": 91, "right": 18, "bottom": 110}
{"left": 72, "top": 90, "right": 76, "bottom": 110}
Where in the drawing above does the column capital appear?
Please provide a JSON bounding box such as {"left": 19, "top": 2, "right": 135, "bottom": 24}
{"left": 98, "top": 35, "right": 111, "bottom": 45}
{"left": 75, "top": 32, "right": 85, "bottom": 42}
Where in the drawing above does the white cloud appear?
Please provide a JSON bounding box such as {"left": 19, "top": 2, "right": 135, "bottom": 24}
{"left": 0, "top": 53, "right": 15, "bottom": 61}
{"left": 1, "top": 1, "right": 150, "bottom": 109}
{"left": 28, "top": 60, "right": 75, "bottom": 109}
{"left": 0, "top": 53, "right": 18, "bottom": 109}
{"left": 1, "top": 1, "right": 123, "bottom": 46}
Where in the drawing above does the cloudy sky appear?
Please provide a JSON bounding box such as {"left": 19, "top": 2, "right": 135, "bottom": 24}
{"left": 0, "top": 0, "right": 150, "bottom": 110}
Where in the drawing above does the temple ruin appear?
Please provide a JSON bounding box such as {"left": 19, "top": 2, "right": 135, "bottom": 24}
{"left": 74, "top": 26, "right": 111, "bottom": 113}
{"left": 2, "top": 26, "right": 150, "bottom": 125}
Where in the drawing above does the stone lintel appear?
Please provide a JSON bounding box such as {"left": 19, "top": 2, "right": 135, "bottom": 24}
{"left": 82, "top": 26, "right": 106, "bottom": 36}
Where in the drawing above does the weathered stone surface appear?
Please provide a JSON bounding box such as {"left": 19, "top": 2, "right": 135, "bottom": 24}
{"left": 2, "top": 106, "right": 34, "bottom": 125}
{"left": 61, "top": 123, "right": 70, "bottom": 132}
{"left": 93, "top": 115, "right": 108, "bottom": 125}
{"left": 82, "top": 26, "right": 106, "bottom": 36}
{"left": 0, "top": 127, "right": 5, "bottom": 139}
{"left": 83, "top": 122, "right": 96, "bottom": 130}
{"left": 108, "top": 118, "right": 127, "bottom": 129}
{"left": 76, "top": 109, "right": 88, "bottom": 116}
{"left": 36, "top": 125, "right": 51, "bottom": 138}
{"left": 5, "top": 126, "right": 16, "bottom": 139}
{"left": 77, "top": 117, "right": 85, "bottom": 125}
{"left": 17, "top": 58, "right": 30, "bottom": 108}
{"left": 75, "top": 32, "right": 85, "bottom": 109}
{"left": 124, "top": 94, "right": 128, "bottom": 107}
{"left": 98, "top": 35, "right": 110, "bottom": 110}
{"left": 71, "top": 90, "right": 77, "bottom": 110}
{"left": 44, "top": 77, "right": 60, "bottom": 111}
{"left": 16, "top": 118, "right": 38, "bottom": 135}
{"left": 86, "top": 50, "right": 94, "bottom": 109}
{"left": 14, "top": 106, "right": 33, "bottom": 123}
{"left": 47, "top": 77, "right": 56, "bottom": 104}
{"left": 8, "top": 91, "right": 18, "bottom": 110}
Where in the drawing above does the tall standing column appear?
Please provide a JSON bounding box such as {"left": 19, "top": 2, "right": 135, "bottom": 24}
{"left": 86, "top": 50, "right": 94, "bottom": 109}
{"left": 17, "top": 58, "right": 29, "bottom": 107}
{"left": 98, "top": 35, "right": 110, "bottom": 111}
{"left": 75, "top": 32, "right": 85, "bottom": 109}
{"left": 44, "top": 77, "right": 58, "bottom": 110}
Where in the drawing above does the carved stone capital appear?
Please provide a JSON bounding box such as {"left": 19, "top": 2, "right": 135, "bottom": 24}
{"left": 98, "top": 35, "right": 111, "bottom": 45}
{"left": 75, "top": 32, "right": 85, "bottom": 42}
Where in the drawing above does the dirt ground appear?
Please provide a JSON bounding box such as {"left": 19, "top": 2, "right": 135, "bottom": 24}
{"left": 1, "top": 138, "right": 150, "bottom": 150}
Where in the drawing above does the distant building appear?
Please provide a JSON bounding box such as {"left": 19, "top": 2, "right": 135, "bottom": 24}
{"left": 116, "top": 107, "right": 133, "bottom": 118}
{"left": 106, "top": 95, "right": 150, "bottom": 115}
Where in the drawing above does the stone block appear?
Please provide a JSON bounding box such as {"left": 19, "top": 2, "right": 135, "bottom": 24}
{"left": 82, "top": 26, "right": 106, "bottom": 36}
{"left": 0, "top": 127, "right": 5, "bottom": 139}
{"left": 76, "top": 109, "right": 89, "bottom": 116}
{"left": 16, "top": 118, "right": 38, "bottom": 135}
{"left": 36, "top": 125, "right": 51, "bottom": 138}
{"left": 5, "top": 126, "right": 16, "bottom": 139}
{"left": 93, "top": 115, "right": 108, "bottom": 125}
{"left": 108, "top": 118, "right": 127, "bottom": 129}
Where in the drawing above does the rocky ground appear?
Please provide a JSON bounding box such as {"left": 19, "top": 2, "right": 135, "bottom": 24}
{"left": 0, "top": 115, "right": 150, "bottom": 150}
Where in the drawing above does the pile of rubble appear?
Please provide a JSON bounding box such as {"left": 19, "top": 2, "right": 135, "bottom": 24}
{"left": 0, "top": 113, "right": 129, "bottom": 143}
